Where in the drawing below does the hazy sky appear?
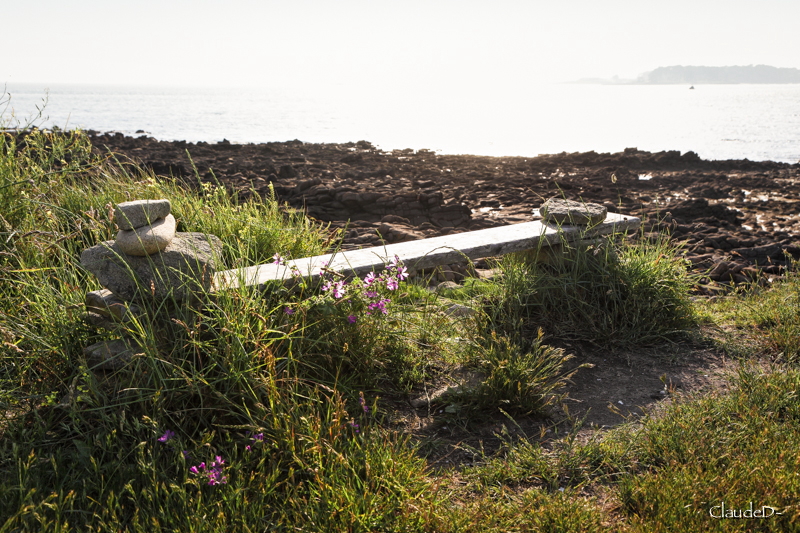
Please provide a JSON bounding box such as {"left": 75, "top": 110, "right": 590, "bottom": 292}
{"left": 4, "top": 0, "right": 799, "bottom": 89}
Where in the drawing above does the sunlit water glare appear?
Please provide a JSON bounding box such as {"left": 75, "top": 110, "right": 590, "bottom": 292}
{"left": 4, "top": 82, "right": 799, "bottom": 163}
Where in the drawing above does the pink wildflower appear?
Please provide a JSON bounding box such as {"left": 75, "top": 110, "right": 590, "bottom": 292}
{"left": 367, "top": 298, "right": 391, "bottom": 315}
{"left": 332, "top": 280, "right": 347, "bottom": 298}
{"left": 395, "top": 266, "right": 409, "bottom": 281}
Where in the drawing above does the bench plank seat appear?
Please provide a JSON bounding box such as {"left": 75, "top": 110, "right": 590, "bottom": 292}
{"left": 213, "top": 213, "right": 640, "bottom": 291}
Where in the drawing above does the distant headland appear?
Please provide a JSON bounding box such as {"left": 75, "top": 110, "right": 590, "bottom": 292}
{"left": 574, "top": 65, "right": 800, "bottom": 85}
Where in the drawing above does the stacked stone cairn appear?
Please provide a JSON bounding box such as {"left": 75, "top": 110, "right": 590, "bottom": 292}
{"left": 80, "top": 199, "right": 223, "bottom": 370}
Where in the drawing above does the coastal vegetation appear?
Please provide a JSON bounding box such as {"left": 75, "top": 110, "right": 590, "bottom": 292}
{"left": 636, "top": 65, "right": 800, "bottom": 84}
{"left": 1, "top": 121, "right": 799, "bottom": 531}
{"left": 575, "top": 64, "right": 800, "bottom": 85}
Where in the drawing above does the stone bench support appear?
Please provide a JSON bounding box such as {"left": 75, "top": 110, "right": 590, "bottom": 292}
{"left": 213, "top": 213, "right": 640, "bottom": 291}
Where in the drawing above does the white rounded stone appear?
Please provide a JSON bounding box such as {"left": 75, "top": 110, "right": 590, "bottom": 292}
{"left": 115, "top": 214, "right": 177, "bottom": 256}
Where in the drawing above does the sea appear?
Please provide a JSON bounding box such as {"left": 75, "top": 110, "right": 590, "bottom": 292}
{"left": 3, "top": 82, "right": 799, "bottom": 163}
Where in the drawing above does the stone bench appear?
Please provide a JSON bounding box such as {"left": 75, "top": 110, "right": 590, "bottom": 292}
{"left": 213, "top": 212, "right": 641, "bottom": 291}
{"left": 82, "top": 201, "right": 639, "bottom": 370}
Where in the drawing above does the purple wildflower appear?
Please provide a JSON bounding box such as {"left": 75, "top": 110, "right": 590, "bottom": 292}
{"left": 347, "top": 315, "right": 357, "bottom": 324}
{"left": 359, "top": 393, "right": 369, "bottom": 413}
{"left": 272, "top": 253, "right": 285, "bottom": 265}
{"left": 158, "top": 430, "right": 175, "bottom": 443}
{"left": 385, "top": 277, "right": 399, "bottom": 291}
{"left": 349, "top": 421, "right": 360, "bottom": 433}
{"left": 182, "top": 450, "right": 190, "bottom": 459}
{"left": 285, "top": 307, "right": 295, "bottom": 315}
{"left": 189, "top": 457, "right": 227, "bottom": 486}
{"left": 332, "top": 280, "right": 347, "bottom": 298}
{"left": 395, "top": 266, "right": 409, "bottom": 281}
{"left": 364, "top": 290, "right": 379, "bottom": 299}
{"left": 363, "top": 272, "right": 377, "bottom": 286}
{"left": 367, "top": 298, "right": 391, "bottom": 315}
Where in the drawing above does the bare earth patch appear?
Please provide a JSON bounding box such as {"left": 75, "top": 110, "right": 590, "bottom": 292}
{"left": 389, "top": 334, "right": 759, "bottom": 469}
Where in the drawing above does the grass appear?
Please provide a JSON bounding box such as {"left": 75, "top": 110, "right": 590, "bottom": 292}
{"left": 1, "top": 114, "right": 799, "bottom": 531}
{"left": 487, "top": 233, "right": 698, "bottom": 348}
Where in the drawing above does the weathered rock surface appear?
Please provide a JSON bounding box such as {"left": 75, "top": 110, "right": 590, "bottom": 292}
{"left": 85, "top": 289, "right": 140, "bottom": 322}
{"left": 539, "top": 198, "right": 608, "bottom": 226}
{"left": 85, "top": 310, "right": 123, "bottom": 332}
{"left": 115, "top": 214, "right": 177, "bottom": 256}
{"left": 83, "top": 339, "right": 142, "bottom": 370}
{"left": 86, "top": 132, "right": 800, "bottom": 293}
{"left": 81, "top": 232, "right": 223, "bottom": 302}
{"left": 115, "top": 199, "right": 172, "bottom": 230}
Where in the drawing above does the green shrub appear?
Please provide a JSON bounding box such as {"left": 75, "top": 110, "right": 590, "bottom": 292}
{"left": 490, "top": 231, "right": 697, "bottom": 347}
{"left": 469, "top": 329, "right": 576, "bottom": 415}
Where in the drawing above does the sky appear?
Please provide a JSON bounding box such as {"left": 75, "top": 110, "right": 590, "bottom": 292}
{"left": 4, "top": 0, "right": 800, "bottom": 90}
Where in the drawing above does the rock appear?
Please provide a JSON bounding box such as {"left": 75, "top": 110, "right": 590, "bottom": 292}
{"left": 85, "top": 289, "right": 140, "bottom": 322}
{"left": 435, "top": 281, "right": 461, "bottom": 292}
{"left": 708, "top": 261, "right": 730, "bottom": 280}
{"left": 115, "top": 214, "right": 177, "bottom": 256}
{"left": 445, "top": 303, "right": 475, "bottom": 318}
{"left": 539, "top": 198, "right": 608, "bottom": 225}
{"left": 83, "top": 339, "right": 142, "bottom": 370}
{"left": 85, "top": 310, "right": 123, "bottom": 332}
{"left": 81, "top": 232, "right": 223, "bottom": 302}
{"left": 86, "top": 132, "right": 800, "bottom": 283}
{"left": 474, "top": 268, "right": 500, "bottom": 280}
{"left": 115, "top": 199, "right": 172, "bottom": 230}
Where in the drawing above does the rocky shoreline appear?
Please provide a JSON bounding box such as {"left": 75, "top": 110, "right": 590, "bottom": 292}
{"left": 88, "top": 131, "right": 800, "bottom": 293}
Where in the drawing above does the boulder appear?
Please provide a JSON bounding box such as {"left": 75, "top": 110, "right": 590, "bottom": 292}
{"left": 81, "top": 232, "right": 223, "bottom": 302}
{"left": 116, "top": 214, "right": 177, "bottom": 256}
{"left": 85, "top": 310, "right": 123, "bottom": 332}
{"left": 85, "top": 289, "right": 140, "bottom": 322}
{"left": 83, "top": 339, "right": 142, "bottom": 370}
{"left": 539, "top": 198, "right": 608, "bottom": 226}
{"left": 115, "top": 199, "right": 172, "bottom": 230}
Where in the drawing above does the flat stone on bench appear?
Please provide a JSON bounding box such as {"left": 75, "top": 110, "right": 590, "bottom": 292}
{"left": 539, "top": 198, "right": 607, "bottom": 226}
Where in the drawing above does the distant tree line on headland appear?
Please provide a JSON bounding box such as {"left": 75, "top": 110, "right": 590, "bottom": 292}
{"left": 635, "top": 65, "right": 800, "bottom": 84}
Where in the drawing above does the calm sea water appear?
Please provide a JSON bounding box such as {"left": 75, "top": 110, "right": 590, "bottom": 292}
{"left": 3, "top": 82, "right": 799, "bottom": 163}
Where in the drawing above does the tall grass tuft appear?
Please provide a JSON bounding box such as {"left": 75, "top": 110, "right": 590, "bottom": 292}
{"left": 489, "top": 231, "right": 698, "bottom": 347}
